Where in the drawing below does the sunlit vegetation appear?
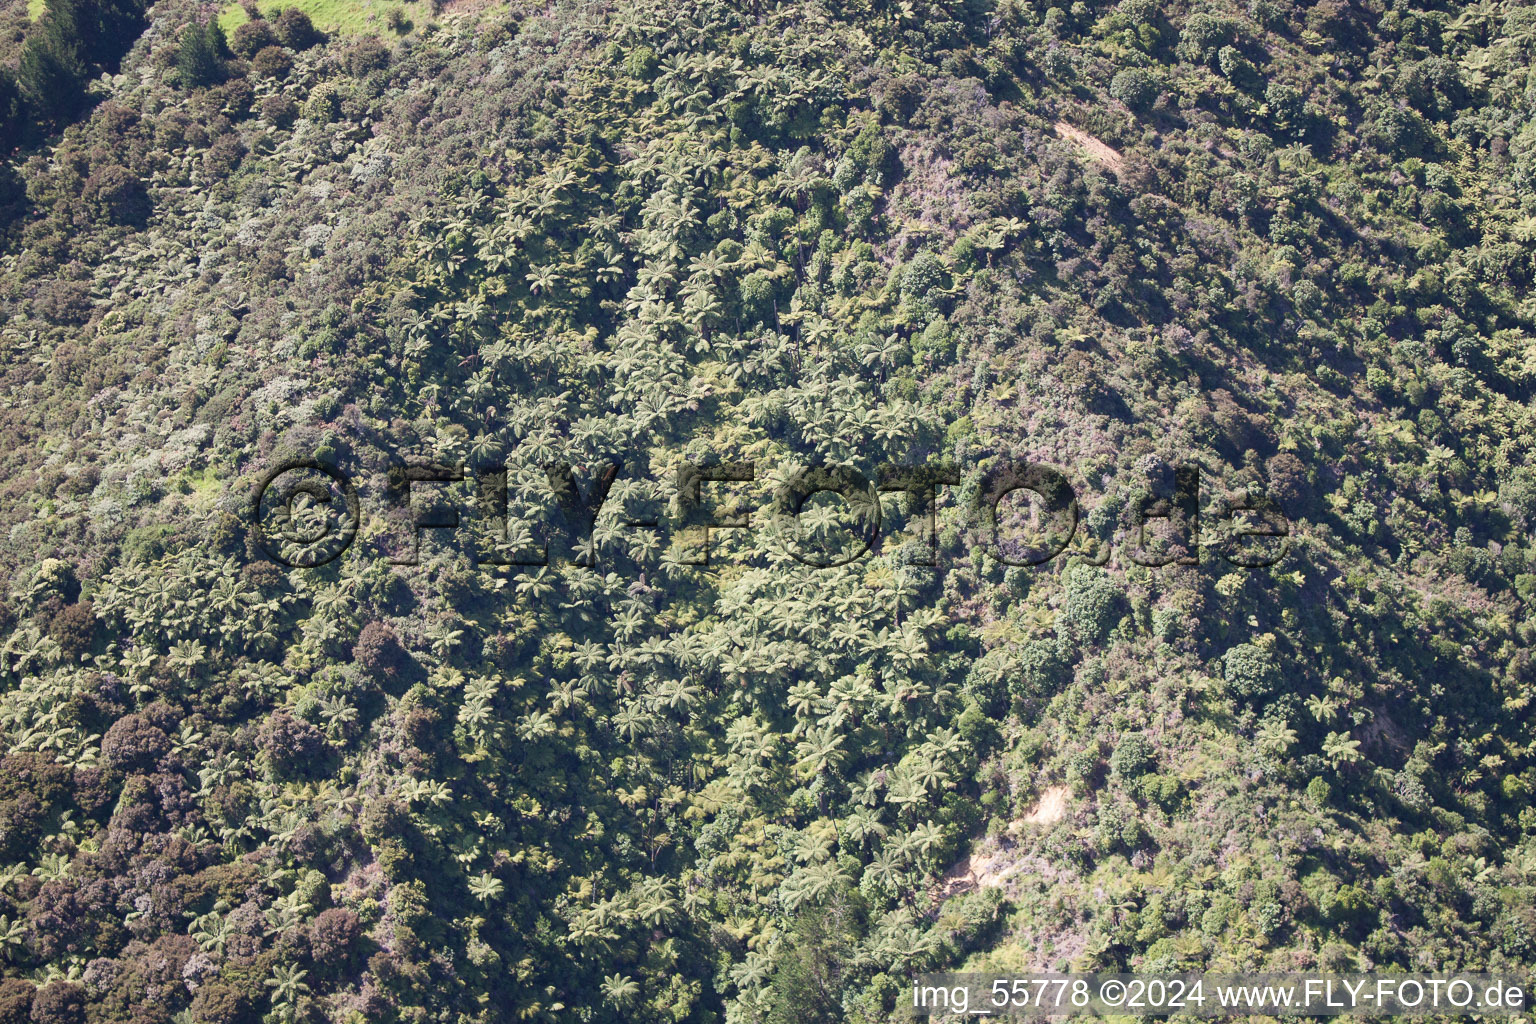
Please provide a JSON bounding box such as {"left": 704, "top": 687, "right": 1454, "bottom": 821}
{"left": 216, "top": 0, "right": 430, "bottom": 41}
{"left": 0, "top": 0, "right": 1534, "bottom": 1021}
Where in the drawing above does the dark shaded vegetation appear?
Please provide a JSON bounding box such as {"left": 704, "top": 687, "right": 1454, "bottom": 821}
{"left": 2, "top": 0, "right": 148, "bottom": 142}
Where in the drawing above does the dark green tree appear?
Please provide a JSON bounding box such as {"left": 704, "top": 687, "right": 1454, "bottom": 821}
{"left": 0, "top": 70, "right": 22, "bottom": 153}
{"left": 177, "top": 21, "right": 228, "bottom": 89}
{"left": 17, "top": 30, "right": 88, "bottom": 127}
{"left": 764, "top": 887, "right": 869, "bottom": 1024}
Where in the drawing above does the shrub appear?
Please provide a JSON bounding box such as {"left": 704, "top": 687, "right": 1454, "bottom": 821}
{"left": 1217, "top": 45, "right": 1261, "bottom": 91}
{"left": 343, "top": 37, "right": 390, "bottom": 75}
{"left": 1397, "top": 57, "right": 1463, "bottom": 120}
{"left": 1263, "top": 81, "right": 1305, "bottom": 134}
{"left": 46, "top": 601, "right": 95, "bottom": 660}
{"left": 207, "top": 511, "right": 247, "bottom": 555}
{"left": 738, "top": 270, "right": 777, "bottom": 322}
{"left": 625, "top": 45, "right": 659, "bottom": 80}
{"left": 22, "top": 558, "right": 80, "bottom": 606}
{"left": 309, "top": 907, "right": 361, "bottom": 968}
{"left": 304, "top": 83, "right": 341, "bottom": 123}
{"left": 0, "top": 754, "right": 71, "bottom": 859}
{"left": 0, "top": 70, "right": 23, "bottom": 153}
{"left": 1110, "top": 733, "right": 1155, "bottom": 778}
{"left": 901, "top": 251, "right": 948, "bottom": 306}
{"left": 1119, "top": 0, "right": 1159, "bottom": 23}
{"left": 186, "top": 982, "right": 256, "bottom": 1024}
{"left": 259, "top": 711, "right": 326, "bottom": 777}
{"left": 1176, "top": 13, "right": 1243, "bottom": 65}
{"left": 0, "top": 979, "right": 32, "bottom": 1024}
{"left": 1292, "top": 278, "right": 1322, "bottom": 314}
{"left": 1305, "top": 776, "right": 1332, "bottom": 807}
{"left": 30, "top": 279, "right": 94, "bottom": 326}
{"left": 1061, "top": 564, "right": 1124, "bottom": 643}
{"left": 1246, "top": 0, "right": 1285, "bottom": 28}
{"left": 355, "top": 621, "right": 407, "bottom": 681}
{"left": 1373, "top": 106, "right": 1429, "bottom": 156}
{"left": 251, "top": 45, "right": 293, "bottom": 79}
{"left": 1013, "top": 636, "right": 1069, "bottom": 698}
{"left": 1110, "top": 67, "right": 1159, "bottom": 111}
{"left": 1223, "top": 642, "right": 1280, "bottom": 698}
{"left": 274, "top": 8, "right": 321, "bottom": 50}
{"left": 1498, "top": 466, "right": 1536, "bottom": 529}
{"left": 101, "top": 714, "right": 172, "bottom": 772}
{"left": 27, "top": 982, "right": 83, "bottom": 1024}
{"left": 220, "top": 76, "right": 255, "bottom": 118}
{"left": 1265, "top": 452, "right": 1310, "bottom": 512}
{"left": 230, "top": 20, "right": 278, "bottom": 59}
{"left": 1066, "top": 746, "right": 1101, "bottom": 788}
{"left": 203, "top": 133, "right": 247, "bottom": 177}
{"left": 966, "top": 651, "right": 1010, "bottom": 711}
{"left": 95, "top": 101, "right": 140, "bottom": 143}
{"left": 81, "top": 165, "right": 150, "bottom": 225}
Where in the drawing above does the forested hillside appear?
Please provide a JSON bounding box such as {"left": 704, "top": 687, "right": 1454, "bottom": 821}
{"left": 1, "top": 0, "right": 1535, "bottom": 1021}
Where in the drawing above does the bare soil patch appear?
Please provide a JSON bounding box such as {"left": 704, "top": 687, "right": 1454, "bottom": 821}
{"left": 1020, "top": 784, "right": 1070, "bottom": 825}
{"left": 931, "top": 788, "right": 1075, "bottom": 901}
{"left": 1054, "top": 122, "right": 1124, "bottom": 172}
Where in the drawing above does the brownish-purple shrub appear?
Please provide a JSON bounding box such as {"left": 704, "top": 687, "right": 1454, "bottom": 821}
{"left": 0, "top": 753, "right": 70, "bottom": 860}
{"left": 354, "top": 621, "right": 407, "bottom": 681}
{"left": 47, "top": 601, "right": 95, "bottom": 660}
{"left": 250, "top": 45, "right": 293, "bottom": 80}
{"left": 258, "top": 711, "right": 326, "bottom": 777}
{"left": 273, "top": 8, "right": 320, "bottom": 49}
{"left": 28, "top": 981, "right": 84, "bottom": 1024}
{"left": 259, "top": 94, "right": 299, "bottom": 128}
{"left": 1266, "top": 452, "right": 1311, "bottom": 512}
{"left": 203, "top": 134, "right": 247, "bottom": 177}
{"left": 101, "top": 714, "right": 172, "bottom": 773}
{"left": 230, "top": 20, "right": 278, "bottom": 59}
{"left": 343, "top": 37, "right": 389, "bottom": 75}
{"left": 82, "top": 165, "right": 150, "bottom": 226}
{"left": 70, "top": 765, "right": 115, "bottom": 818}
{"left": 186, "top": 982, "right": 256, "bottom": 1024}
{"left": 220, "top": 77, "right": 255, "bottom": 119}
{"left": 30, "top": 279, "right": 93, "bottom": 325}
{"left": 0, "top": 977, "right": 32, "bottom": 1024}
{"left": 309, "top": 907, "right": 361, "bottom": 968}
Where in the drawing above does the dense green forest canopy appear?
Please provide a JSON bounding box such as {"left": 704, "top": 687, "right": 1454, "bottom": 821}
{"left": 0, "top": 0, "right": 1535, "bottom": 1021}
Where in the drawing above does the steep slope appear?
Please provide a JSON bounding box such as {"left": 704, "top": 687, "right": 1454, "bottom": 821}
{"left": 0, "top": 0, "right": 1534, "bottom": 1022}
